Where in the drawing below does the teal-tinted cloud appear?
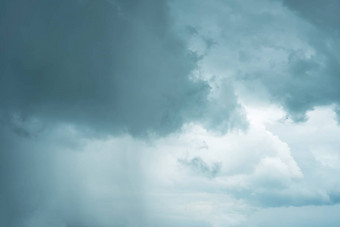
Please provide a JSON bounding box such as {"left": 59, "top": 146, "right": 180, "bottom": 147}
{"left": 0, "top": 0, "right": 215, "bottom": 136}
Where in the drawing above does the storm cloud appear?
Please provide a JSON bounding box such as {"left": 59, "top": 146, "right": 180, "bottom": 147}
{"left": 0, "top": 0, "right": 221, "bottom": 136}
{"left": 2, "top": 0, "right": 340, "bottom": 226}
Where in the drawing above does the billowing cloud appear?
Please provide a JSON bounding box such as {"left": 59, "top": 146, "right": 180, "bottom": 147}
{"left": 3, "top": 106, "right": 340, "bottom": 226}
{"left": 2, "top": 0, "right": 340, "bottom": 226}
{"left": 0, "top": 0, "right": 245, "bottom": 136}
{"left": 171, "top": 0, "right": 340, "bottom": 122}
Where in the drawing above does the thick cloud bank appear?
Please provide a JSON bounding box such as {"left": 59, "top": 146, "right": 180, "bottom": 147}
{"left": 2, "top": 0, "right": 340, "bottom": 226}
{"left": 0, "top": 0, "right": 227, "bottom": 136}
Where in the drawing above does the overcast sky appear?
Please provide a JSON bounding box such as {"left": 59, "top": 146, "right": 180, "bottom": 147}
{"left": 1, "top": 0, "right": 340, "bottom": 226}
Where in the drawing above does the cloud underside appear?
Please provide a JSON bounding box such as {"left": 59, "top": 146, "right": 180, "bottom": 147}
{"left": 1, "top": 0, "right": 340, "bottom": 226}
{"left": 1, "top": 0, "right": 340, "bottom": 134}
{"left": 0, "top": 0, "right": 222, "bottom": 136}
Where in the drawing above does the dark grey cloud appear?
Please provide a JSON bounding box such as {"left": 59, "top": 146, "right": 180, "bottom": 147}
{"left": 0, "top": 0, "right": 204, "bottom": 225}
{"left": 3, "top": 0, "right": 340, "bottom": 226}
{"left": 247, "top": 0, "right": 340, "bottom": 122}
{"left": 0, "top": 0, "right": 216, "bottom": 136}
{"left": 176, "top": 0, "right": 340, "bottom": 123}
{"left": 0, "top": 0, "right": 245, "bottom": 225}
{"left": 282, "top": 0, "right": 340, "bottom": 33}
{"left": 279, "top": 0, "right": 340, "bottom": 121}
{"left": 243, "top": 49, "right": 340, "bottom": 122}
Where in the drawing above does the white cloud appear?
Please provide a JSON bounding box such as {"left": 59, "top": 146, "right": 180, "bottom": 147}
{"left": 2, "top": 104, "right": 340, "bottom": 226}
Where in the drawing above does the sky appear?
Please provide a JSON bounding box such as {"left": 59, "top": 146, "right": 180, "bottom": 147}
{"left": 1, "top": 0, "right": 340, "bottom": 226}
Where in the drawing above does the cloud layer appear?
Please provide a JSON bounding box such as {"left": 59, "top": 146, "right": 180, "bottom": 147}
{"left": 1, "top": 0, "right": 234, "bottom": 136}
{"left": 2, "top": 0, "right": 340, "bottom": 226}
